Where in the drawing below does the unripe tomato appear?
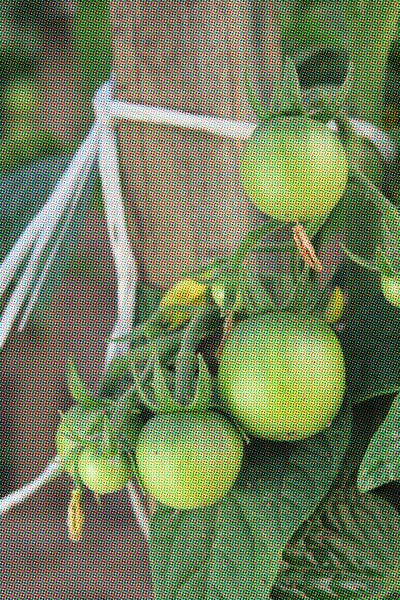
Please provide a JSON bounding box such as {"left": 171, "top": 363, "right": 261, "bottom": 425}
{"left": 78, "top": 448, "right": 133, "bottom": 495}
{"left": 218, "top": 312, "right": 345, "bottom": 441}
{"left": 56, "top": 405, "right": 97, "bottom": 475}
{"left": 240, "top": 116, "right": 348, "bottom": 222}
{"left": 135, "top": 411, "right": 244, "bottom": 509}
{"left": 381, "top": 275, "right": 400, "bottom": 308}
{"left": 160, "top": 278, "right": 207, "bottom": 328}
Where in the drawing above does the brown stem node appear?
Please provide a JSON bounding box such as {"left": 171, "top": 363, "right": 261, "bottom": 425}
{"left": 292, "top": 222, "right": 323, "bottom": 273}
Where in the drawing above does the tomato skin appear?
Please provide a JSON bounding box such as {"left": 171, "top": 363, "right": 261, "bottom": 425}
{"left": 381, "top": 275, "right": 400, "bottom": 308}
{"left": 56, "top": 405, "right": 97, "bottom": 475}
{"left": 78, "top": 448, "right": 133, "bottom": 494}
{"left": 240, "top": 116, "right": 348, "bottom": 222}
{"left": 218, "top": 312, "right": 345, "bottom": 441}
{"left": 135, "top": 411, "right": 244, "bottom": 509}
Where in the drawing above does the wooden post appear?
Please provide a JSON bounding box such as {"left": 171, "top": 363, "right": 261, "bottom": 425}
{"left": 110, "top": 1, "right": 262, "bottom": 289}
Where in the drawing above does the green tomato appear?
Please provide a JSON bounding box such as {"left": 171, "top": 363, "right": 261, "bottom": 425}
{"left": 135, "top": 411, "right": 244, "bottom": 509}
{"left": 56, "top": 405, "right": 98, "bottom": 475}
{"left": 240, "top": 116, "right": 348, "bottom": 222}
{"left": 381, "top": 275, "right": 400, "bottom": 308}
{"left": 78, "top": 448, "right": 133, "bottom": 494}
{"left": 218, "top": 312, "right": 345, "bottom": 441}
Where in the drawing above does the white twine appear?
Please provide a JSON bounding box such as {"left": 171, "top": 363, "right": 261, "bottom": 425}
{"left": 0, "top": 79, "right": 395, "bottom": 528}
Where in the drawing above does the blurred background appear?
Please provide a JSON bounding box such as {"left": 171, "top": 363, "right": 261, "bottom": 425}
{"left": 0, "top": 1, "right": 152, "bottom": 598}
{"left": 0, "top": 1, "right": 399, "bottom": 598}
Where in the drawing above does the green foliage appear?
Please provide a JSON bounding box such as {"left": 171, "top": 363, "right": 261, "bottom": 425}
{"left": 358, "top": 394, "right": 400, "bottom": 492}
{"left": 271, "top": 488, "right": 400, "bottom": 599}
{"left": 336, "top": 262, "right": 400, "bottom": 402}
{"left": 149, "top": 401, "right": 351, "bottom": 599}
{"left": 67, "top": 357, "right": 99, "bottom": 409}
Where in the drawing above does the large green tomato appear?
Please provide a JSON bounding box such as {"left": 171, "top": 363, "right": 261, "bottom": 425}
{"left": 381, "top": 275, "right": 400, "bottom": 308}
{"left": 78, "top": 448, "right": 133, "bottom": 494}
{"left": 218, "top": 312, "right": 345, "bottom": 441}
{"left": 135, "top": 411, "right": 244, "bottom": 509}
{"left": 240, "top": 116, "right": 348, "bottom": 222}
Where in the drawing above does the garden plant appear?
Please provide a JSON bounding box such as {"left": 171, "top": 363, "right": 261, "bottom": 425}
{"left": 1, "top": 1, "right": 400, "bottom": 599}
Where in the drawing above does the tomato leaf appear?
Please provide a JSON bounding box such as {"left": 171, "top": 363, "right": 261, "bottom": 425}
{"left": 271, "top": 488, "right": 400, "bottom": 600}
{"left": 335, "top": 262, "right": 400, "bottom": 403}
{"left": 270, "top": 56, "right": 306, "bottom": 117}
{"left": 244, "top": 67, "right": 274, "bottom": 123}
{"left": 67, "top": 357, "right": 100, "bottom": 408}
{"left": 149, "top": 400, "right": 351, "bottom": 600}
{"left": 358, "top": 394, "right": 400, "bottom": 492}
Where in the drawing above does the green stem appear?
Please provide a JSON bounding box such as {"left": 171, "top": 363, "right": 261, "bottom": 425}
{"left": 344, "top": 0, "right": 399, "bottom": 128}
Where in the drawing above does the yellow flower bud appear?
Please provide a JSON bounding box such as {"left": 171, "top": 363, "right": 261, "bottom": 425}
{"left": 160, "top": 278, "right": 207, "bottom": 328}
{"left": 326, "top": 287, "right": 345, "bottom": 324}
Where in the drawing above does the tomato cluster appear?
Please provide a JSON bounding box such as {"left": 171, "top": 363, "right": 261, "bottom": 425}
{"left": 58, "top": 110, "right": 350, "bottom": 513}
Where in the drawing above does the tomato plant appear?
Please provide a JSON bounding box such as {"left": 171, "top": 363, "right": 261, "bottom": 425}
{"left": 218, "top": 312, "right": 345, "bottom": 441}
{"left": 2, "top": 5, "right": 400, "bottom": 599}
{"left": 135, "top": 411, "right": 244, "bottom": 509}
{"left": 240, "top": 116, "right": 349, "bottom": 222}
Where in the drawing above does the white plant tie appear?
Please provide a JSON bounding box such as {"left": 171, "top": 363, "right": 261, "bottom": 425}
{"left": 0, "top": 78, "right": 395, "bottom": 529}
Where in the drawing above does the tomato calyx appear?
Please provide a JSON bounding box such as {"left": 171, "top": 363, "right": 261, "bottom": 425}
{"left": 132, "top": 350, "right": 214, "bottom": 416}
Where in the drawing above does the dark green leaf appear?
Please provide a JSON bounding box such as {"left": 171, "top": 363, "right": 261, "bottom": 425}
{"left": 358, "top": 394, "right": 400, "bottom": 492}
{"left": 271, "top": 56, "right": 305, "bottom": 117}
{"left": 67, "top": 357, "right": 99, "bottom": 408}
{"left": 271, "top": 488, "right": 400, "bottom": 600}
{"left": 333, "top": 395, "right": 395, "bottom": 489}
{"left": 335, "top": 262, "right": 400, "bottom": 403}
{"left": 244, "top": 68, "right": 273, "bottom": 123}
{"left": 375, "top": 246, "right": 396, "bottom": 278}
{"left": 149, "top": 401, "right": 351, "bottom": 600}
{"left": 342, "top": 245, "right": 379, "bottom": 273}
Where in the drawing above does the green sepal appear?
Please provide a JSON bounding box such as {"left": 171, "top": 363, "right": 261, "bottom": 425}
{"left": 67, "top": 357, "right": 102, "bottom": 409}
{"left": 244, "top": 67, "right": 274, "bottom": 123}
{"left": 342, "top": 243, "right": 380, "bottom": 273}
{"left": 100, "top": 417, "right": 118, "bottom": 455}
{"left": 152, "top": 352, "right": 181, "bottom": 414}
{"left": 131, "top": 361, "right": 159, "bottom": 413}
{"left": 270, "top": 56, "right": 306, "bottom": 117}
{"left": 186, "top": 355, "right": 213, "bottom": 412}
{"left": 244, "top": 271, "right": 276, "bottom": 314}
